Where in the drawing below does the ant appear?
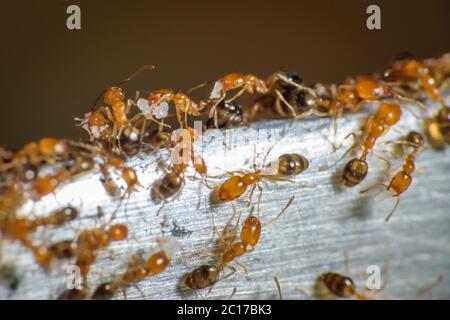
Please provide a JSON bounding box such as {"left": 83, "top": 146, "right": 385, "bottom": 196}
{"left": 316, "top": 272, "right": 369, "bottom": 300}
{"left": 91, "top": 237, "right": 180, "bottom": 299}
{"left": 143, "top": 129, "right": 173, "bottom": 150}
{"left": 188, "top": 72, "right": 268, "bottom": 128}
{"left": 425, "top": 105, "right": 450, "bottom": 148}
{"left": 217, "top": 151, "right": 309, "bottom": 202}
{"left": 147, "top": 89, "right": 204, "bottom": 128}
{"left": 341, "top": 102, "right": 402, "bottom": 187}
{"left": 151, "top": 127, "right": 207, "bottom": 204}
{"left": 119, "top": 125, "right": 144, "bottom": 157}
{"left": 2, "top": 138, "right": 69, "bottom": 175}
{"left": 193, "top": 71, "right": 315, "bottom": 127}
{"left": 360, "top": 131, "right": 426, "bottom": 221}
{"left": 384, "top": 57, "right": 447, "bottom": 109}
{"left": 205, "top": 101, "right": 244, "bottom": 129}
{"left": 151, "top": 168, "right": 185, "bottom": 204}
{"left": 98, "top": 154, "right": 140, "bottom": 200}
{"left": 27, "top": 206, "right": 79, "bottom": 230}
{"left": 79, "top": 65, "right": 155, "bottom": 151}
{"left": 246, "top": 72, "right": 320, "bottom": 121}
{"left": 0, "top": 207, "right": 79, "bottom": 268}
{"left": 0, "top": 215, "right": 53, "bottom": 268}
{"left": 0, "top": 240, "right": 21, "bottom": 293}
{"left": 183, "top": 197, "right": 294, "bottom": 290}
{"left": 30, "top": 169, "right": 71, "bottom": 201}
{"left": 74, "top": 207, "right": 128, "bottom": 281}
{"left": 48, "top": 239, "right": 78, "bottom": 260}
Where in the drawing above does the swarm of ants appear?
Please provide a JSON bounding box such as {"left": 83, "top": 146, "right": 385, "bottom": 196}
{"left": 0, "top": 52, "right": 449, "bottom": 299}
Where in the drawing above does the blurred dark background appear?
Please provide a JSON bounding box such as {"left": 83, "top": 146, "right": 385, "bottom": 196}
{"left": 0, "top": 0, "right": 449, "bottom": 149}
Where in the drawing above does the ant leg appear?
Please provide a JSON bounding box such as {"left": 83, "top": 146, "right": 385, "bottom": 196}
{"left": 220, "top": 264, "right": 237, "bottom": 281}
{"left": 294, "top": 286, "right": 312, "bottom": 298}
{"left": 227, "top": 288, "right": 237, "bottom": 300}
{"left": 384, "top": 196, "right": 400, "bottom": 222}
{"left": 134, "top": 284, "right": 146, "bottom": 299}
{"left": 208, "top": 97, "right": 224, "bottom": 128}
{"left": 246, "top": 184, "right": 257, "bottom": 207}
{"left": 274, "top": 97, "right": 289, "bottom": 117}
{"left": 332, "top": 132, "right": 360, "bottom": 166}
{"left": 261, "top": 129, "right": 287, "bottom": 167}
{"left": 274, "top": 89, "right": 298, "bottom": 117}
{"left": 373, "top": 152, "right": 391, "bottom": 172}
{"left": 416, "top": 275, "right": 444, "bottom": 299}
{"left": 255, "top": 183, "right": 263, "bottom": 217}
{"left": 263, "top": 196, "right": 294, "bottom": 225}
{"left": 393, "top": 91, "right": 427, "bottom": 112}
{"left": 234, "top": 259, "right": 249, "bottom": 279}
{"left": 273, "top": 73, "right": 317, "bottom": 97}
{"left": 225, "top": 86, "right": 248, "bottom": 104}
{"left": 360, "top": 183, "right": 388, "bottom": 195}
{"left": 274, "top": 276, "right": 283, "bottom": 300}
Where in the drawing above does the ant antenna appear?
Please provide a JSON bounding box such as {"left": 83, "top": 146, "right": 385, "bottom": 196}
{"left": 92, "top": 64, "right": 156, "bottom": 110}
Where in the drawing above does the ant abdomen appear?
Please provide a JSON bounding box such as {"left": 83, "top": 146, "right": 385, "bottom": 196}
{"left": 49, "top": 240, "right": 77, "bottom": 259}
{"left": 342, "top": 158, "right": 368, "bottom": 187}
{"left": 57, "top": 288, "right": 86, "bottom": 300}
{"left": 92, "top": 282, "right": 116, "bottom": 300}
{"left": 277, "top": 153, "right": 309, "bottom": 177}
{"left": 184, "top": 265, "right": 220, "bottom": 289}
{"left": 205, "top": 101, "right": 243, "bottom": 129}
{"left": 319, "top": 272, "right": 355, "bottom": 298}
{"left": 119, "top": 126, "right": 142, "bottom": 156}
{"left": 217, "top": 176, "right": 247, "bottom": 201}
{"left": 152, "top": 171, "right": 184, "bottom": 202}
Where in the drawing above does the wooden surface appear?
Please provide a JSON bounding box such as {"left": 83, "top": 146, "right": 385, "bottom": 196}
{"left": 1, "top": 106, "right": 450, "bottom": 300}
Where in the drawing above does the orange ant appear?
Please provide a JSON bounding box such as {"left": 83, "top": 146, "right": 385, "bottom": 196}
{"left": 341, "top": 102, "right": 402, "bottom": 187}
{"left": 2, "top": 138, "right": 69, "bottom": 174}
{"left": 217, "top": 151, "right": 309, "bottom": 202}
{"left": 147, "top": 89, "right": 204, "bottom": 128}
{"left": 183, "top": 197, "right": 294, "bottom": 290}
{"left": 91, "top": 237, "right": 180, "bottom": 299}
{"left": 360, "top": 131, "right": 426, "bottom": 221}
{"left": 98, "top": 154, "right": 140, "bottom": 200}
{"left": 79, "top": 65, "right": 155, "bottom": 149}
{"left": 189, "top": 72, "right": 269, "bottom": 128}
{"left": 151, "top": 127, "right": 207, "bottom": 204}
{"left": 30, "top": 169, "right": 71, "bottom": 201}
{"left": 384, "top": 58, "right": 447, "bottom": 108}
{"left": 315, "top": 272, "right": 370, "bottom": 300}
{"left": 0, "top": 207, "right": 78, "bottom": 268}
{"left": 74, "top": 207, "right": 128, "bottom": 281}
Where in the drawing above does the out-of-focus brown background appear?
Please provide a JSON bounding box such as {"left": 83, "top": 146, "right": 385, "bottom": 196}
{"left": 0, "top": 0, "right": 449, "bottom": 149}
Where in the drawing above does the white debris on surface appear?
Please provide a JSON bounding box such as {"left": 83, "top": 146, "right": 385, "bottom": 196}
{"left": 209, "top": 81, "right": 223, "bottom": 99}
{"left": 137, "top": 98, "right": 169, "bottom": 119}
